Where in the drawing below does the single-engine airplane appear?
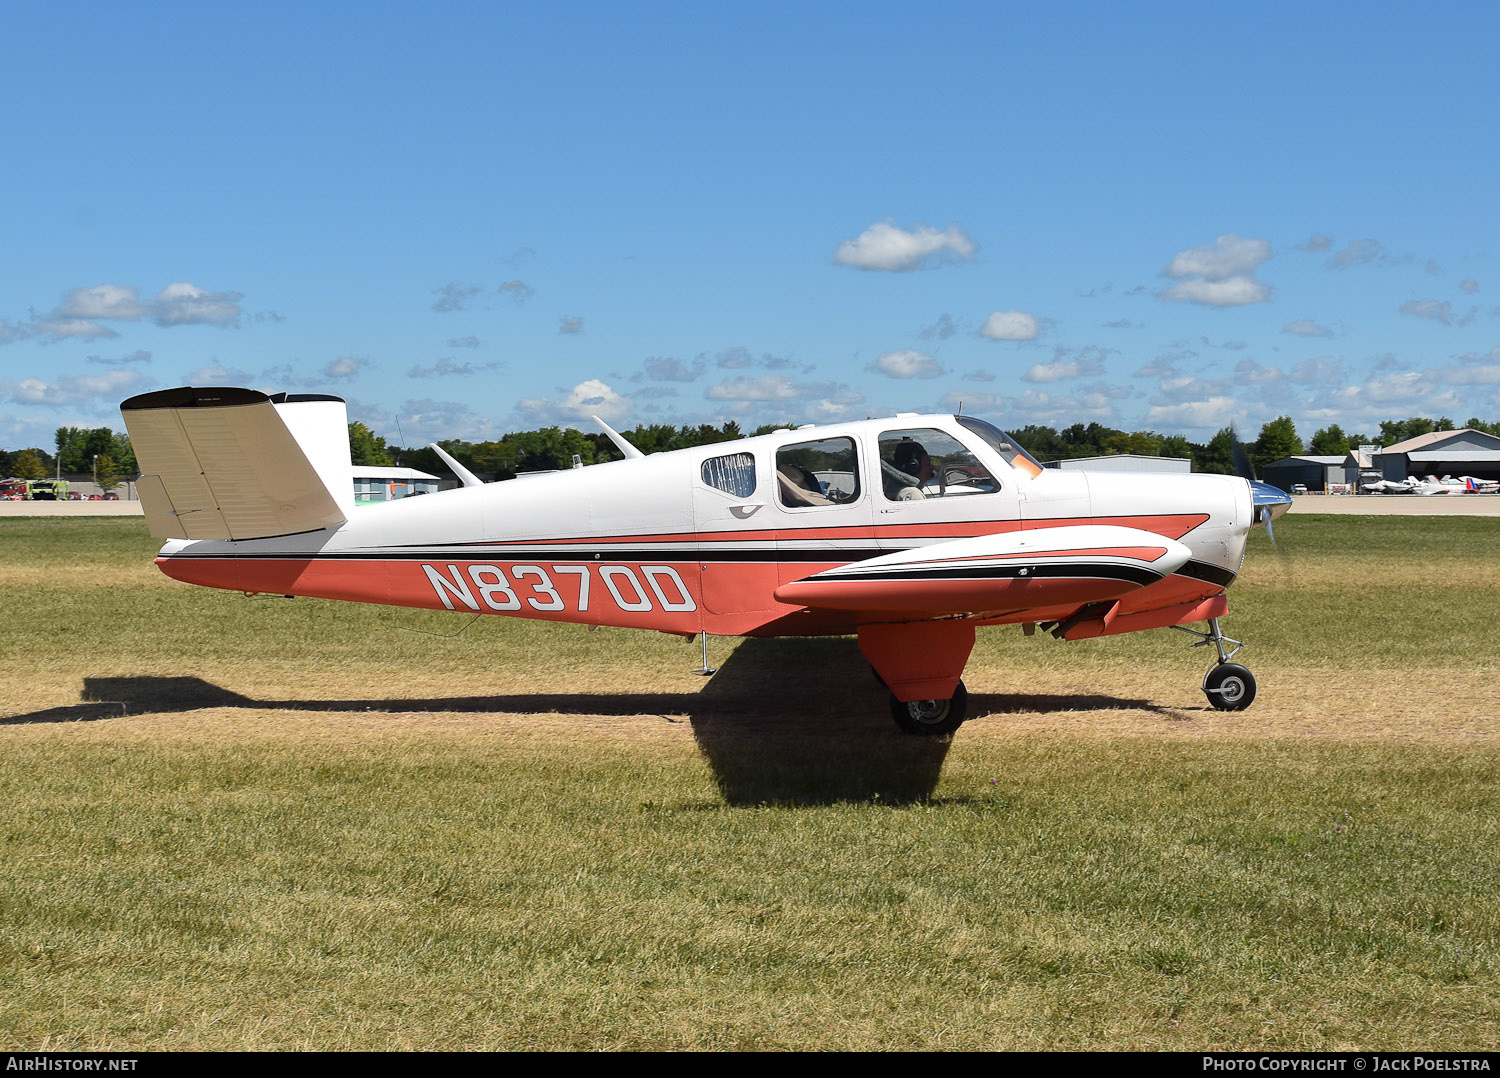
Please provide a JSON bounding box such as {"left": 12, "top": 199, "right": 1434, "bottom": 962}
{"left": 120, "top": 387, "right": 1291, "bottom": 735}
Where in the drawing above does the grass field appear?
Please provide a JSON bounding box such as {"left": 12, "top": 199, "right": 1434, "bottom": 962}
{"left": 1, "top": 515, "right": 1497, "bottom": 1050}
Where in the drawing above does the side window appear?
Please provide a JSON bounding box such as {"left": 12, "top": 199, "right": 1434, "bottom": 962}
{"left": 776, "top": 437, "right": 861, "bottom": 508}
{"left": 879, "top": 428, "right": 999, "bottom": 501}
{"left": 701, "top": 452, "right": 757, "bottom": 498}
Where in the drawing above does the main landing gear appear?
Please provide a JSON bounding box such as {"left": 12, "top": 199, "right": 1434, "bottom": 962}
{"left": 889, "top": 681, "right": 968, "bottom": 736}
{"left": 1173, "top": 617, "right": 1257, "bottom": 711}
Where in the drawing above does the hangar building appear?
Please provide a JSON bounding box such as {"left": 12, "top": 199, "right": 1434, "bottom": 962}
{"left": 1373, "top": 428, "right": 1500, "bottom": 483}
{"left": 352, "top": 466, "right": 441, "bottom": 504}
{"left": 1042, "top": 454, "right": 1191, "bottom": 474}
{"left": 1262, "top": 456, "right": 1348, "bottom": 494}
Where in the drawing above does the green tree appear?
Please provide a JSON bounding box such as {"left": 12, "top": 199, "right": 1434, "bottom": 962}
{"left": 1197, "top": 428, "right": 1236, "bottom": 475}
{"left": 348, "top": 422, "right": 392, "bottom": 466}
{"left": 1379, "top": 417, "right": 1435, "bottom": 445}
{"left": 95, "top": 453, "right": 122, "bottom": 492}
{"left": 13, "top": 449, "right": 47, "bottom": 480}
{"left": 1308, "top": 424, "right": 1351, "bottom": 456}
{"left": 1159, "top": 434, "right": 1193, "bottom": 460}
{"left": 1252, "top": 416, "right": 1303, "bottom": 469}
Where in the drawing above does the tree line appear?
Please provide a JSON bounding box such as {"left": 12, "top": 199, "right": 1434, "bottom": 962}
{"left": 9, "top": 414, "right": 1500, "bottom": 487}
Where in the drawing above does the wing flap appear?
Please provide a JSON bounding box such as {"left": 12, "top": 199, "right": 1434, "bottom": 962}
{"left": 121, "top": 386, "right": 348, "bottom": 541}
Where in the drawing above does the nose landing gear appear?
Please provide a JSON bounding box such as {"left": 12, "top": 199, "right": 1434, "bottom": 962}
{"left": 1174, "top": 617, "right": 1258, "bottom": 711}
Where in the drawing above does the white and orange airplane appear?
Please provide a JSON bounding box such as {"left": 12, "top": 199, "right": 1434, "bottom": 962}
{"left": 121, "top": 386, "right": 1290, "bottom": 734}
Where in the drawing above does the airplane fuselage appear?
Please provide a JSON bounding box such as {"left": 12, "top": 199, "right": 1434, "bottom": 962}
{"left": 155, "top": 414, "right": 1254, "bottom": 644}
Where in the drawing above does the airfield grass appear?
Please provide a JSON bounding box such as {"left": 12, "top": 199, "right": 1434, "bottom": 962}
{"left": 0, "top": 515, "right": 1497, "bottom": 1050}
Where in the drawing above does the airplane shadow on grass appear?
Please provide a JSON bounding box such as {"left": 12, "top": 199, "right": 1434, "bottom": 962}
{"left": 5, "top": 637, "right": 1184, "bottom": 806}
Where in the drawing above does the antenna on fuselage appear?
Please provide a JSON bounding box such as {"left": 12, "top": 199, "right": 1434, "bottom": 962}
{"left": 429, "top": 442, "right": 483, "bottom": 488}
{"left": 592, "top": 415, "right": 644, "bottom": 460}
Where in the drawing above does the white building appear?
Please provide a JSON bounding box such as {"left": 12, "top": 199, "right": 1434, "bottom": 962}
{"left": 352, "top": 466, "right": 440, "bottom": 504}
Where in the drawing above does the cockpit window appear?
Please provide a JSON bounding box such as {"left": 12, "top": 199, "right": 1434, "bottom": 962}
{"left": 776, "top": 437, "right": 860, "bottom": 508}
{"left": 957, "top": 416, "right": 1045, "bottom": 478}
{"left": 879, "top": 428, "right": 999, "bottom": 501}
{"left": 701, "top": 452, "right": 756, "bottom": 498}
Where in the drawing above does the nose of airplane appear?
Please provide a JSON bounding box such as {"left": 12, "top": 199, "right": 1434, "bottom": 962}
{"left": 1250, "top": 480, "right": 1292, "bottom": 525}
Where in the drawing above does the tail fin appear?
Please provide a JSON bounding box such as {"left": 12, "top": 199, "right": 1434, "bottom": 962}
{"left": 121, "top": 387, "right": 351, "bottom": 541}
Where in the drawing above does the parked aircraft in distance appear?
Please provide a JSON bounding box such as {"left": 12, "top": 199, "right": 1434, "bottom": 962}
{"left": 121, "top": 387, "right": 1291, "bottom": 735}
{"left": 1362, "top": 474, "right": 1499, "bottom": 495}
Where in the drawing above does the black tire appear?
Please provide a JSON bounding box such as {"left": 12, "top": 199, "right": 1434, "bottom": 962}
{"left": 1203, "top": 663, "right": 1256, "bottom": 711}
{"left": 890, "top": 680, "right": 968, "bottom": 736}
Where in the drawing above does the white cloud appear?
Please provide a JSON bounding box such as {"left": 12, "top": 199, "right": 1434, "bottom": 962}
{"left": 88, "top": 349, "right": 152, "bottom": 366}
{"left": 1159, "top": 276, "right": 1270, "bottom": 306}
{"left": 1159, "top": 234, "right": 1272, "bottom": 307}
{"left": 1164, "top": 234, "right": 1271, "bottom": 280}
{"left": 1145, "top": 397, "right": 1240, "bottom": 428}
{"left": 936, "top": 383, "right": 1126, "bottom": 427}
{"left": 409, "top": 357, "right": 499, "bottom": 378}
{"left": 322, "top": 356, "right": 368, "bottom": 380}
{"left": 938, "top": 389, "right": 1008, "bottom": 412}
{"left": 919, "top": 313, "right": 959, "bottom": 340}
{"left": 446, "top": 335, "right": 481, "bottom": 348}
{"left": 432, "top": 282, "right": 480, "bottom": 313}
{"left": 1153, "top": 375, "right": 1234, "bottom": 404}
{"left": 1325, "top": 238, "right": 1385, "bottom": 269}
{"left": 516, "top": 378, "right": 633, "bottom": 426}
{"left": 716, "top": 347, "right": 754, "bottom": 369}
{"left": 0, "top": 409, "right": 53, "bottom": 445}
{"left": 153, "top": 282, "right": 244, "bottom": 327}
{"left": 497, "top": 280, "right": 533, "bottom": 302}
{"left": 2, "top": 369, "right": 152, "bottom": 407}
{"left": 1446, "top": 349, "right": 1500, "bottom": 385}
{"left": 870, "top": 349, "right": 943, "bottom": 379}
{"left": 978, "top": 310, "right": 1039, "bottom": 340}
{"left": 34, "top": 319, "right": 119, "bottom": 342}
{"left": 0, "top": 320, "right": 33, "bottom": 345}
{"left": 184, "top": 363, "right": 256, "bottom": 384}
{"left": 1289, "top": 357, "right": 1344, "bottom": 385}
{"left": 56, "top": 284, "right": 148, "bottom": 321}
{"left": 1023, "top": 357, "right": 1103, "bottom": 383}
{"left": 386, "top": 398, "right": 501, "bottom": 443}
{"left": 1233, "top": 359, "right": 1283, "bottom": 385}
{"left": 1460, "top": 279, "right": 1480, "bottom": 294}
{"left": 1134, "top": 353, "right": 1185, "bottom": 378}
{"left": 1399, "top": 299, "right": 1452, "bottom": 325}
{"left": 704, "top": 375, "right": 804, "bottom": 402}
{"left": 643, "top": 356, "right": 705, "bottom": 382}
{"left": 559, "top": 315, "right": 584, "bottom": 335}
{"left": 1362, "top": 371, "right": 1427, "bottom": 404}
{"left": 802, "top": 390, "right": 866, "bottom": 422}
{"left": 1297, "top": 234, "right": 1334, "bottom": 253}
{"left": 832, "top": 221, "right": 976, "bottom": 272}
{"left": 1282, "top": 319, "right": 1334, "bottom": 337}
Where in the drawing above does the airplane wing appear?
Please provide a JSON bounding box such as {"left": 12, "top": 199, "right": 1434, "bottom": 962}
{"left": 769, "top": 525, "right": 1195, "bottom": 704}
{"left": 774, "top": 525, "right": 1192, "bottom": 616}
{"left": 121, "top": 387, "right": 351, "bottom": 541}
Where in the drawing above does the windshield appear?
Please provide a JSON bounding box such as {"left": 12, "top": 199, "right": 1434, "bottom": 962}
{"left": 956, "top": 416, "right": 1044, "bottom": 478}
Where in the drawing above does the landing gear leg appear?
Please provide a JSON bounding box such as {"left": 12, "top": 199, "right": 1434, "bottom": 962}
{"left": 691, "top": 632, "right": 716, "bottom": 677}
{"left": 1173, "top": 617, "right": 1257, "bottom": 711}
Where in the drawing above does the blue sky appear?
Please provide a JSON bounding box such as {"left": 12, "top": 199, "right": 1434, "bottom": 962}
{"left": 3, "top": 1, "right": 1498, "bottom": 451}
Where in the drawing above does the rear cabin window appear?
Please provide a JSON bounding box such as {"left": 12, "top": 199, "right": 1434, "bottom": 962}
{"left": 776, "top": 437, "right": 861, "bottom": 508}
{"left": 879, "top": 428, "right": 1000, "bottom": 501}
{"left": 701, "top": 452, "right": 757, "bottom": 498}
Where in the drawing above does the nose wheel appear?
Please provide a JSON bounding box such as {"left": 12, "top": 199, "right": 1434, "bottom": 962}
{"left": 1202, "top": 662, "right": 1256, "bottom": 711}
{"left": 1173, "top": 617, "right": 1258, "bottom": 712}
